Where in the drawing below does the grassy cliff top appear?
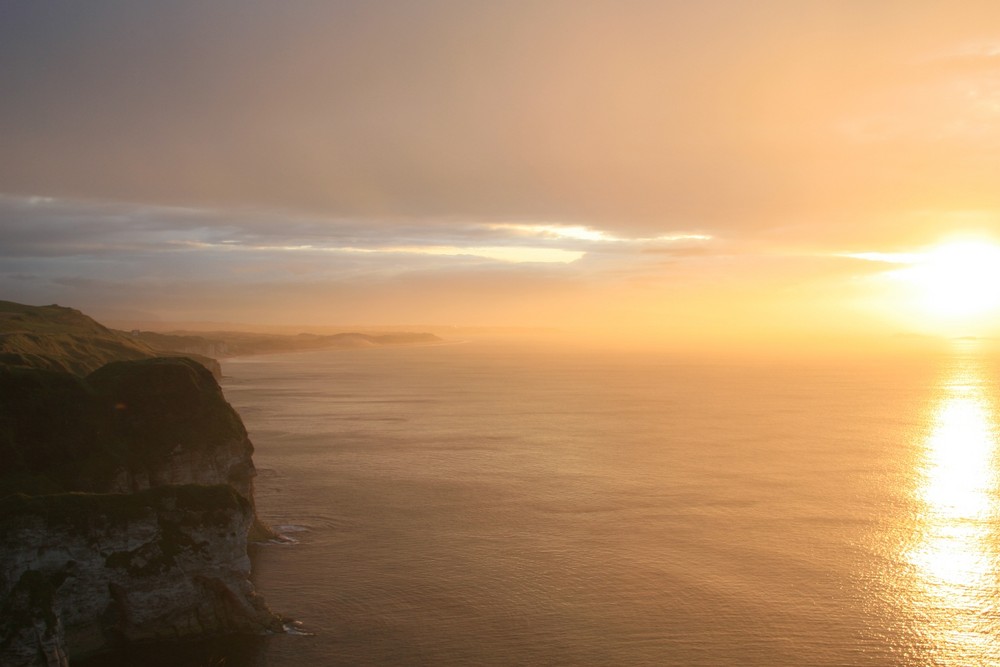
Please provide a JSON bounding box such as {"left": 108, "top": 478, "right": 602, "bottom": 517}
{"left": 0, "top": 301, "right": 123, "bottom": 337}
{"left": 0, "top": 301, "right": 219, "bottom": 377}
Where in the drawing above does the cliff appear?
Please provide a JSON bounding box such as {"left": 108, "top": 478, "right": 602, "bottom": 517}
{"left": 0, "top": 487, "right": 277, "bottom": 666}
{"left": 0, "top": 301, "right": 221, "bottom": 379}
{"left": 0, "top": 357, "right": 281, "bottom": 665}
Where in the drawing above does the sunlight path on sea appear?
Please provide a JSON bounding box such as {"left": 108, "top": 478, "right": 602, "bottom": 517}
{"left": 906, "top": 348, "right": 1000, "bottom": 664}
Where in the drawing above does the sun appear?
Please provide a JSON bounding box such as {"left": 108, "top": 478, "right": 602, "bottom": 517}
{"left": 901, "top": 240, "right": 1000, "bottom": 320}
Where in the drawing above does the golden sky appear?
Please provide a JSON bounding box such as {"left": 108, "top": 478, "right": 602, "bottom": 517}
{"left": 3, "top": 2, "right": 1000, "bottom": 347}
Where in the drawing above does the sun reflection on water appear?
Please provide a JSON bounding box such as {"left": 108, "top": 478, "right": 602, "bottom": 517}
{"left": 907, "top": 355, "right": 1000, "bottom": 664}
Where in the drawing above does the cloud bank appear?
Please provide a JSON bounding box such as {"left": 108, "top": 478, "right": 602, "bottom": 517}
{"left": 3, "top": 2, "right": 1000, "bottom": 342}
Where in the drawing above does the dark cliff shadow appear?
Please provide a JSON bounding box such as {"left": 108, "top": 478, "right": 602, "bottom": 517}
{"left": 72, "top": 635, "right": 270, "bottom": 667}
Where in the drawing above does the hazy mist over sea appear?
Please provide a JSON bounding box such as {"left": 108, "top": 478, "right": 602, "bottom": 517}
{"left": 169, "top": 338, "right": 1000, "bottom": 666}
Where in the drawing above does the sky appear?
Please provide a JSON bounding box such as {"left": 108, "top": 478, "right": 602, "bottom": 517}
{"left": 3, "top": 1, "right": 1000, "bottom": 348}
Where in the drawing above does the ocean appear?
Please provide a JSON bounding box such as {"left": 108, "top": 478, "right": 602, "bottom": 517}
{"left": 86, "top": 338, "right": 1000, "bottom": 665}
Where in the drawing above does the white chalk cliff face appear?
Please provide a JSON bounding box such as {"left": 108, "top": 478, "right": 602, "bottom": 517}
{"left": 0, "top": 487, "right": 278, "bottom": 666}
{"left": 0, "top": 358, "right": 281, "bottom": 666}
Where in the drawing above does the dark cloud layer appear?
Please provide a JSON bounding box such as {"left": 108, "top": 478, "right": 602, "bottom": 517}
{"left": 4, "top": 1, "right": 1000, "bottom": 239}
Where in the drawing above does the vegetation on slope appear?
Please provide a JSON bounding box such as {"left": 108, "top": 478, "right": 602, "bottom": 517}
{"left": 0, "top": 301, "right": 220, "bottom": 377}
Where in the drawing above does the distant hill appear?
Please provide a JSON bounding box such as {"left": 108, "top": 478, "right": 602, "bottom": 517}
{"left": 126, "top": 329, "right": 444, "bottom": 358}
{"left": 0, "top": 300, "right": 221, "bottom": 377}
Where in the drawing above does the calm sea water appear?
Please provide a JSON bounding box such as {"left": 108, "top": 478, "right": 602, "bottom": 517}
{"left": 89, "top": 338, "right": 1000, "bottom": 665}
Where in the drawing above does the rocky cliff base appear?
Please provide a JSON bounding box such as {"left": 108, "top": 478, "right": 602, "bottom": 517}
{"left": 0, "top": 487, "right": 280, "bottom": 666}
{"left": 0, "top": 356, "right": 281, "bottom": 665}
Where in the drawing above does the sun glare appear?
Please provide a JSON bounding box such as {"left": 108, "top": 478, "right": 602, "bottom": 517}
{"left": 907, "top": 357, "right": 1000, "bottom": 662}
{"left": 901, "top": 240, "right": 1000, "bottom": 320}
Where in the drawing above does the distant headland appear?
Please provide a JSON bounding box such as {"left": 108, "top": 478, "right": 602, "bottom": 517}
{"left": 128, "top": 328, "right": 444, "bottom": 361}
{"left": 0, "top": 299, "right": 444, "bottom": 381}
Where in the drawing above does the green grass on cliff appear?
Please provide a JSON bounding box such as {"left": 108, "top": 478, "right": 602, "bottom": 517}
{"left": 0, "top": 300, "right": 221, "bottom": 378}
{"left": 0, "top": 301, "right": 156, "bottom": 372}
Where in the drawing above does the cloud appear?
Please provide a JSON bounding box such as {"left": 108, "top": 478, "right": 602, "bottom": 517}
{"left": 0, "top": 191, "right": 948, "bottom": 340}
{"left": 0, "top": 194, "right": 721, "bottom": 320}
{"left": 0, "top": 194, "right": 708, "bottom": 262}
{"left": 6, "top": 2, "right": 1000, "bottom": 241}
{"left": 6, "top": 3, "right": 1000, "bottom": 339}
